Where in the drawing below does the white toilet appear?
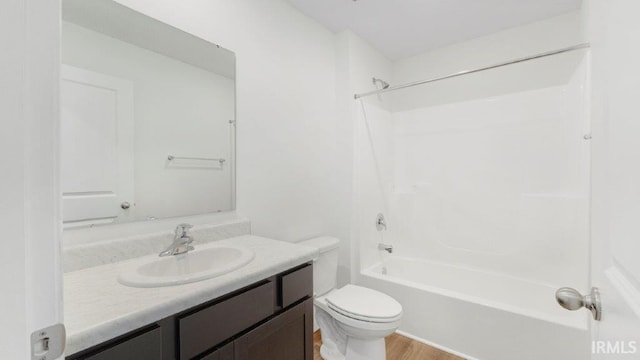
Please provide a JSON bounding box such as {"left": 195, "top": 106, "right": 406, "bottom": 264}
{"left": 300, "top": 237, "right": 402, "bottom": 360}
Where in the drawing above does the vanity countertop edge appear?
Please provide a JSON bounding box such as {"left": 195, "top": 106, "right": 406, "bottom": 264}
{"left": 63, "top": 235, "right": 318, "bottom": 356}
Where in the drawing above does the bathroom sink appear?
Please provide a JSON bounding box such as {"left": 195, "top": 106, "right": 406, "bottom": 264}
{"left": 118, "top": 245, "right": 255, "bottom": 288}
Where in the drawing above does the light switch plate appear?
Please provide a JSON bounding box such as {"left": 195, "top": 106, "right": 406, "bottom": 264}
{"left": 31, "top": 323, "right": 65, "bottom": 360}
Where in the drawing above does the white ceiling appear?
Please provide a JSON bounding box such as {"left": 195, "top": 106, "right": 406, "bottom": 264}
{"left": 286, "top": 0, "right": 582, "bottom": 60}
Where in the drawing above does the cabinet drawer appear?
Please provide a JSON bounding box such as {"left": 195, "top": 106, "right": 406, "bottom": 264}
{"left": 179, "top": 281, "right": 275, "bottom": 359}
{"left": 279, "top": 264, "right": 312, "bottom": 308}
{"left": 200, "top": 342, "right": 234, "bottom": 360}
{"left": 82, "top": 326, "right": 162, "bottom": 360}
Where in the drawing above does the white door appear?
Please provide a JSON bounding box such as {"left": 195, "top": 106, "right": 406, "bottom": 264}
{"left": 0, "top": 0, "right": 63, "bottom": 358}
{"left": 60, "top": 65, "right": 135, "bottom": 227}
{"left": 587, "top": 0, "right": 640, "bottom": 358}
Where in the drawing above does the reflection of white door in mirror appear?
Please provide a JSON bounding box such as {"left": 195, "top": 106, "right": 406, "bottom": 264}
{"left": 60, "top": 65, "right": 134, "bottom": 227}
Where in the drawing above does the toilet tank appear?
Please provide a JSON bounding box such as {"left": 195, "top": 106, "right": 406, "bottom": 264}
{"left": 299, "top": 237, "right": 340, "bottom": 297}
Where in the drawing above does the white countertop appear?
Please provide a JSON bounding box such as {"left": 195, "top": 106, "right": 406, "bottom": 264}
{"left": 64, "top": 235, "right": 317, "bottom": 356}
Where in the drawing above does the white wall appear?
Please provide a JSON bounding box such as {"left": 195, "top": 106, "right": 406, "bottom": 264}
{"left": 62, "top": 22, "right": 235, "bottom": 220}
{"left": 334, "top": 30, "right": 393, "bottom": 283}
{"left": 0, "top": 0, "right": 63, "bottom": 358}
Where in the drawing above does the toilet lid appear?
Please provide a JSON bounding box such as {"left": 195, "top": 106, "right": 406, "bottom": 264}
{"left": 326, "top": 285, "right": 402, "bottom": 322}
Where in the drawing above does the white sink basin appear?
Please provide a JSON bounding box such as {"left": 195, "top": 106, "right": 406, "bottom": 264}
{"left": 118, "top": 244, "right": 255, "bottom": 288}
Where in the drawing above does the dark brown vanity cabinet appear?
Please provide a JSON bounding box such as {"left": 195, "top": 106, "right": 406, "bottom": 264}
{"left": 67, "top": 263, "right": 313, "bottom": 360}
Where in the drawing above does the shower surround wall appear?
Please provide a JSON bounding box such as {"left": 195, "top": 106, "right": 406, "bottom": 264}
{"left": 352, "top": 11, "right": 591, "bottom": 360}
{"left": 358, "top": 51, "right": 590, "bottom": 293}
{"left": 387, "top": 50, "right": 590, "bottom": 288}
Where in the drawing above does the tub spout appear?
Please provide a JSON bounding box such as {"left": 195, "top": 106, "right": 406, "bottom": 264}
{"left": 378, "top": 243, "right": 393, "bottom": 254}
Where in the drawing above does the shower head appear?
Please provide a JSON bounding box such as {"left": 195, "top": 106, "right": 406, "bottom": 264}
{"left": 372, "top": 77, "right": 390, "bottom": 90}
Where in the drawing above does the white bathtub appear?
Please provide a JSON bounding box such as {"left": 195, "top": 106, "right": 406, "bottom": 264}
{"left": 359, "top": 256, "right": 590, "bottom": 360}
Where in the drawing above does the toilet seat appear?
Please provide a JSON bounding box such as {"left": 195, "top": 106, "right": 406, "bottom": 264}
{"left": 315, "top": 294, "right": 402, "bottom": 339}
{"left": 325, "top": 285, "right": 402, "bottom": 323}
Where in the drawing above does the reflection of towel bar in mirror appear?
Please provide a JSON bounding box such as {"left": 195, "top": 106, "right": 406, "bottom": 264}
{"left": 167, "top": 155, "right": 226, "bottom": 165}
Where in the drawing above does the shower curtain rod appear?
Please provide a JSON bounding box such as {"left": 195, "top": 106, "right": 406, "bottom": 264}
{"left": 353, "top": 43, "right": 590, "bottom": 100}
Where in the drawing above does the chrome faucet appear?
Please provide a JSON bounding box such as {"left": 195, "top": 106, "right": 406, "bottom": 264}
{"left": 378, "top": 243, "right": 393, "bottom": 254}
{"left": 159, "top": 224, "right": 195, "bottom": 257}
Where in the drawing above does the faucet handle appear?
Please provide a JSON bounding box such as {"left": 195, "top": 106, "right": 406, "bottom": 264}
{"left": 175, "top": 223, "right": 193, "bottom": 238}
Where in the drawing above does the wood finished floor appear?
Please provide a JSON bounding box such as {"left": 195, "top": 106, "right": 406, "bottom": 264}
{"left": 313, "top": 331, "right": 464, "bottom": 360}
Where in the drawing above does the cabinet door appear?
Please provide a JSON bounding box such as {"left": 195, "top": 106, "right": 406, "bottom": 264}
{"left": 234, "top": 299, "right": 313, "bottom": 360}
{"left": 179, "top": 281, "right": 275, "bottom": 359}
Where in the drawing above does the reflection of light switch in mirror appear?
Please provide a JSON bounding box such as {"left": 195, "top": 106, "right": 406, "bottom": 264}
{"left": 31, "top": 324, "right": 65, "bottom": 360}
{"left": 61, "top": 0, "right": 236, "bottom": 227}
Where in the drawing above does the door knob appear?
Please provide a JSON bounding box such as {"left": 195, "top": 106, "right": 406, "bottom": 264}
{"left": 556, "top": 287, "right": 602, "bottom": 321}
{"left": 121, "top": 201, "right": 131, "bottom": 210}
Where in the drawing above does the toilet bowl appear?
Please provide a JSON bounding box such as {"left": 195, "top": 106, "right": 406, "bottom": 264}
{"left": 299, "top": 237, "right": 402, "bottom": 360}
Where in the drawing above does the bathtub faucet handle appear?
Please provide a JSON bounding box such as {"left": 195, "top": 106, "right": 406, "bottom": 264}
{"left": 378, "top": 243, "right": 393, "bottom": 254}
{"left": 376, "top": 213, "right": 387, "bottom": 231}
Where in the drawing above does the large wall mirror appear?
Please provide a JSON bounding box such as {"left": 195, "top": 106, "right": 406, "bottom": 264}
{"left": 61, "top": 0, "right": 236, "bottom": 228}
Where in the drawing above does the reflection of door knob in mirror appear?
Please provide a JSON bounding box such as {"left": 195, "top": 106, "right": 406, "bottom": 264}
{"left": 556, "top": 287, "right": 602, "bottom": 321}
{"left": 121, "top": 202, "right": 131, "bottom": 210}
